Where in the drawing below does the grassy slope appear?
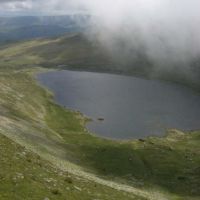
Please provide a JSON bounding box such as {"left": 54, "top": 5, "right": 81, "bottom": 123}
{"left": 0, "top": 134, "right": 142, "bottom": 200}
{"left": 0, "top": 38, "right": 199, "bottom": 200}
{"left": 0, "top": 33, "right": 154, "bottom": 76}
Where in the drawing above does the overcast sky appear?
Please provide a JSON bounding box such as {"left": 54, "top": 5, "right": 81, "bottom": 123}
{"left": 0, "top": 0, "right": 85, "bottom": 16}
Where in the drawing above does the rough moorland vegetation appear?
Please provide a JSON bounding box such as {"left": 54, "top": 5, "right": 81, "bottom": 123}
{"left": 0, "top": 37, "right": 199, "bottom": 200}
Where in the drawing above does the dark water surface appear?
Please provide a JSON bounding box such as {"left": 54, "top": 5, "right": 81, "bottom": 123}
{"left": 37, "top": 70, "right": 200, "bottom": 139}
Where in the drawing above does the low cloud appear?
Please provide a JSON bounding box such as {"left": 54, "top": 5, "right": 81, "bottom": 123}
{"left": 71, "top": 1, "right": 200, "bottom": 81}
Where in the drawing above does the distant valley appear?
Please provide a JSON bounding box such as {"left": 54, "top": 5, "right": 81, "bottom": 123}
{"left": 0, "top": 15, "right": 89, "bottom": 43}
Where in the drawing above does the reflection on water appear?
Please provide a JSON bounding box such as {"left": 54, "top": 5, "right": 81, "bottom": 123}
{"left": 38, "top": 70, "right": 200, "bottom": 139}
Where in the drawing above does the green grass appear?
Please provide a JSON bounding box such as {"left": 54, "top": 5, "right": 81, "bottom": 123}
{"left": 0, "top": 39, "right": 200, "bottom": 200}
{"left": 0, "top": 133, "right": 144, "bottom": 200}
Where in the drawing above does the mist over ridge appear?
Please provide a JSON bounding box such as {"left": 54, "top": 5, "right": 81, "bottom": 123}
{"left": 77, "top": 0, "right": 200, "bottom": 81}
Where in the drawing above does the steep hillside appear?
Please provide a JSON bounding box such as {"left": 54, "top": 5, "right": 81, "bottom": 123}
{"left": 0, "top": 134, "right": 144, "bottom": 200}
{"left": 0, "top": 33, "right": 199, "bottom": 90}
